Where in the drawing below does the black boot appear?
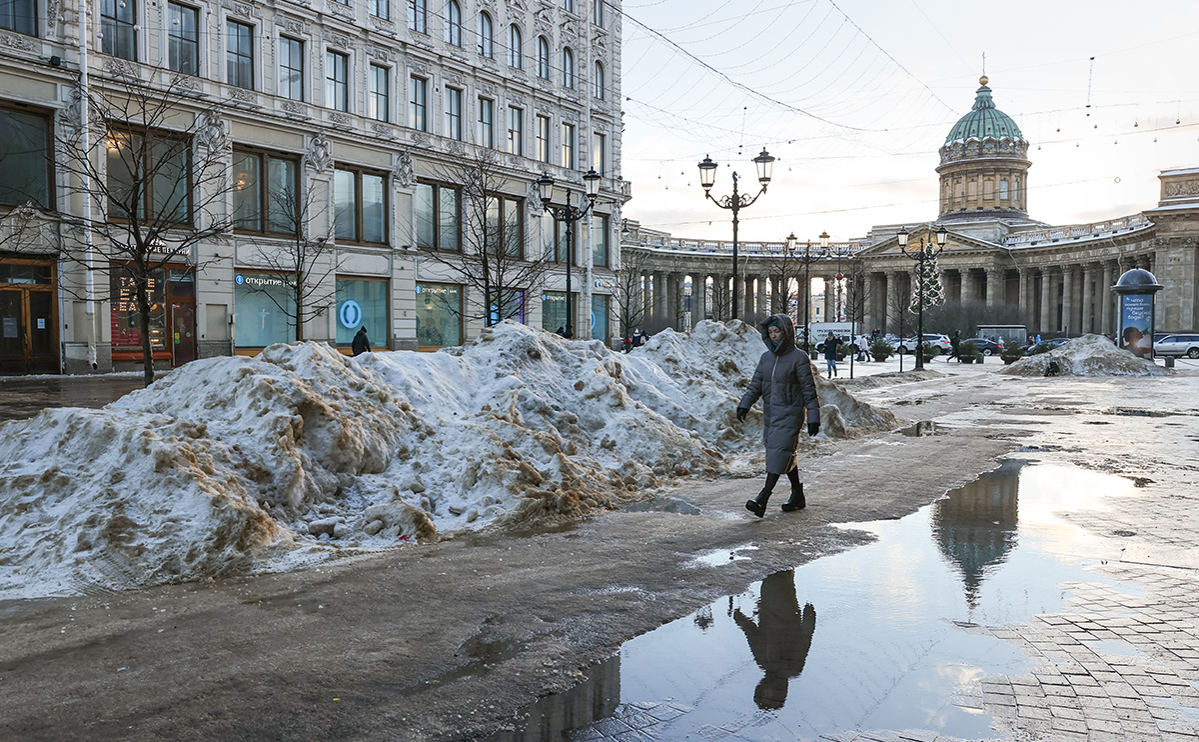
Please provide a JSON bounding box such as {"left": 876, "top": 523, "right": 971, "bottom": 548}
{"left": 781, "top": 483, "right": 806, "bottom": 512}
{"left": 745, "top": 490, "right": 770, "bottom": 518}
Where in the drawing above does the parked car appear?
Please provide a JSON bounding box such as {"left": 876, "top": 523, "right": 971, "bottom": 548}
{"left": 963, "top": 338, "right": 1002, "bottom": 356}
{"left": 1153, "top": 334, "right": 1199, "bottom": 358}
{"left": 894, "top": 334, "right": 952, "bottom": 355}
{"left": 1024, "top": 337, "right": 1071, "bottom": 356}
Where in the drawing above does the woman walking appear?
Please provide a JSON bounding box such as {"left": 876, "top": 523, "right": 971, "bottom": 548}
{"left": 823, "top": 332, "right": 839, "bottom": 377}
{"left": 736, "top": 314, "right": 821, "bottom": 517}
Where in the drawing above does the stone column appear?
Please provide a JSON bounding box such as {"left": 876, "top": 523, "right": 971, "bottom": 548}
{"left": 823, "top": 276, "right": 835, "bottom": 322}
{"left": 1039, "top": 268, "right": 1053, "bottom": 335}
{"left": 985, "top": 268, "right": 1001, "bottom": 307}
{"left": 1100, "top": 261, "right": 1115, "bottom": 336}
{"left": 1018, "top": 268, "right": 1029, "bottom": 325}
{"left": 692, "top": 274, "right": 707, "bottom": 323}
{"left": 651, "top": 271, "right": 665, "bottom": 327}
{"left": 669, "top": 273, "right": 683, "bottom": 329}
{"left": 755, "top": 276, "right": 767, "bottom": 319}
{"left": 961, "top": 269, "right": 976, "bottom": 303}
{"left": 885, "top": 272, "right": 897, "bottom": 335}
{"left": 1061, "top": 266, "right": 1075, "bottom": 334}
{"left": 1081, "top": 265, "right": 1095, "bottom": 334}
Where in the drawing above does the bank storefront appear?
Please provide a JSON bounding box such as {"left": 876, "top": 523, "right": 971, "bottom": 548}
{"left": 415, "top": 282, "right": 462, "bottom": 350}
{"left": 233, "top": 271, "right": 294, "bottom": 351}
{"left": 335, "top": 276, "right": 389, "bottom": 351}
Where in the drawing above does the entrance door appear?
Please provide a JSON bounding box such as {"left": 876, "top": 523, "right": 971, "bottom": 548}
{"left": 27, "top": 291, "right": 57, "bottom": 373}
{"left": 0, "top": 289, "right": 22, "bottom": 372}
{"left": 0, "top": 288, "right": 58, "bottom": 373}
{"left": 171, "top": 302, "right": 196, "bottom": 366}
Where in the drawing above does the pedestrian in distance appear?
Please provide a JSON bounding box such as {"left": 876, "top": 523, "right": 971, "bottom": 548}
{"left": 949, "top": 329, "right": 961, "bottom": 363}
{"left": 856, "top": 334, "right": 869, "bottom": 362}
{"left": 351, "top": 326, "right": 371, "bottom": 356}
{"left": 823, "top": 332, "right": 839, "bottom": 377}
{"left": 736, "top": 314, "right": 821, "bottom": 517}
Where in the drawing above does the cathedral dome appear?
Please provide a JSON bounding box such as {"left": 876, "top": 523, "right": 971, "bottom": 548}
{"left": 944, "top": 76, "right": 1025, "bottom": 144}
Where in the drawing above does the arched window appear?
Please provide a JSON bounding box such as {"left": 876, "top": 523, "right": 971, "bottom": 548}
{"left": 537, "top": 36, "right": 550, "bottom": 79}
{"left": 445, "top": 0, "right": 461, "bottom": 46}
{"left": 478, "top": 12, "right": 493, "bottom": 57}
{"left": 562, "top": 47, "right": 574, "bottom": 89}
{"left": 508, "top": 24, "right": 522, "bottom": 69}
{"left": 593, "top": 60, "right": 604, "bottom": 99}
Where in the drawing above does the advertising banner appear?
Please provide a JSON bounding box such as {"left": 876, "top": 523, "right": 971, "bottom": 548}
{"left": 1119, "top": 294, "right": 1154, "bottom": 359}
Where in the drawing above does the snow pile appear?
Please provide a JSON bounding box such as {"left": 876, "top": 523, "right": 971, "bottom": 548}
{"left": 0, "top": 320, "right": 897, "bottom": 598}
{"left": 998, "top": 334, "right": 1172, "bottom": 377}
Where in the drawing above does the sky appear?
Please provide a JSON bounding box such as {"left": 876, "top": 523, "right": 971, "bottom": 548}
{"left": 616, "top": 0, "right": 1199, "bottom": 244}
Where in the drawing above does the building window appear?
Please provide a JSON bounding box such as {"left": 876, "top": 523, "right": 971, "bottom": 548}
{"left": 336, "top": 278, "right": 389, "bottom": 348}
{"left": 478, "top": 12, "right": 493, "bottom": 57}
{"left": 445, "top": 0, "right": 461, "bottom": 46}
{"left": 561, "top": 122, "right": 575, "bottom": 169}
{"left": 591, "top": 214, "right": 608, "bottom": 267}
{"left": 537, "top": 36, "right": 550, "bottom": 79}
{"left": 415, "top": 181, "right": 460, "bottom": 251}
{"left": 593, "top": 61, "right": 604, "bottom": 99}
{"left": 233, "top": 271, "right": 294, "bottom": 348}
{"left": 408, "top": 0, "right": 426, "bottom": 33}
{"left": 536, "top": 114, "right": 551, "bottom": 163}
{"left": 953, "top": 182, "right": 963, "bottom": 207}
{"left": 487, "top": 195, "right": 524, "bottom": 258}
{"left": 1, "top": 0, "right": 35, "bottom": 35}
{"left": 326, "top": 51, "right": 349, "bottom": 111}
{"left": 0, "top": 106, "right": 52, "bottom": 209}
{"left": 561, "top": 0, "right": 572, "bottom": 12}
{"left": 592, "top": 293, "right": 609, "bottom": 344}
{"left": 1012, "top": 180, "right": 1019, "bottom": 203}
{"left": 592, "top": 0, "right": 602, "bottom": 26}
{"left": 507, "top": 106, "right": 523, "bottom": 156}
{"left": 101, "top": 0, "right": 137, "bottom": 60}
{"left": 478, "top": 97, "right": 494, "bottom": 148}
{"left": 369, "top": 64, "right": 390, "bottom": 122}
{"left": 167, "top": 4, "right": 199, "bottom": 76}
{"left": 562, "top": 47, "right": 574, "bottom": 88}
{"left": 370, "top": 0, "right": 389, "bottom": 20}
{"left": 508, "top": 24, "right": 522, "bottom": 69}
{"left": 445, "top": 86, "right": 463, "bottom": 140}
{"left": 999, "top": 179, "right": 1009, "bottom": 200}
{"left": 232, "top": 149, "right": 300, "bottom": 234}
{"left": 105, "top": 129, "right": 190, "bottom": 223}
{"left": 541, "top": 291, "right": 566, "bottom": 333}
{"left": 279, "top": 37, "right": 304, "bottom": 101}
{"left": 983, "top": 179, "right": 994, "bottom": 201}
{"left": 226, "top": 20, "right": 254, "bottom": 89}
{"left": 415, "top": 283, "right": 462, "bottom": 347}
{"left": 410, "top": 75, "right": 428, "bottom": 131}
{"left": 591, "top": 131, "right": 605, "bottom": 175}
{"left": 334, "top": 167, "right": 388, "bottom": 244}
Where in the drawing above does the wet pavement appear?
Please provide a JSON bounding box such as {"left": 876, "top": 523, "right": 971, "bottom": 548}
{"left": 495, "top": 463, "right": 1199, "bottom": 742}
{"left": 0, "top": 375, "right": 146, "bottom": 422}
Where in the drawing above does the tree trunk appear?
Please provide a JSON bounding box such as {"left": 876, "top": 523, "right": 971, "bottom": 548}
{"left": 135, "top": 264, "right": 156, "bottom": 388}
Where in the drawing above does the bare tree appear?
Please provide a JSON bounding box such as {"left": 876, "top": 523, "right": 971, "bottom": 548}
{"left": 239, "top": 173, "right": 339, "bottom": 341}
{"left": 417, "top": 150, "right": 554, "bottom": 329}
{"left": 612, "top": 246, "right": 649, "bottom": 350}
{"left": 59, "top": 65, "right": 232, "bottom": 386}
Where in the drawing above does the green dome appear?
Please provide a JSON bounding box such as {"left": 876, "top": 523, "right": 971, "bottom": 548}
{"left": 944, "top": 77, "right": 1024, "bottom": 144}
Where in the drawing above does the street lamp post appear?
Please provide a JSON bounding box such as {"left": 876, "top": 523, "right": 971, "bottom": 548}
{"left": 789, "top": 230, "right": 829, "bottom": 353}
{"left": 538, "top": 168, "right": 602, "bottom": 339}
{"left": 897, "top": 224, "right": 948, "bottom": 370}
{"left": 697, "top": 149, "right": 774, "bottom": 320}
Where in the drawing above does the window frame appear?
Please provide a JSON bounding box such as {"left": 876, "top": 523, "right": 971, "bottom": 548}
{"left": 410, "top": 75, "right": 428, "bottom": 131}
{"left": 279, "top": 36, "right": 305, "bottom": 102}
{"left": 334, "top": 165, "right": 390, "bottom": 246}
{"left": 0, "top": 0, "right": 36, "bottom": 36}
{"left": 225, "top": 19, "right": 255, "bottom": 90}
{"left": 369, "top": 63, "right": 390, "bottom": 122}
{"left": 478, "top": 12, "right": 493, "bottom": 57}
{"left": 101, "top": 0, "right": 138, "bottom": 61}
{"left": 370, "top": 0, "right": 390, "bottom": 20}
{"left": 593, "top": 60, "right": 604, "bottom": 100}
{"left": 231, "top": 146, "right": 302, "bottom": 236}
{"left": 326, "top": 50, "right": 350, "bottom": 112}
{"left": 105, "top": 126, "right": 193, "bottom": 226}
{"left": 408, "top": 0, "right": 427, "bottom": 33}
{"left": 415, "top": 180, "right": 462, "bottom": 252}
{"left": 478, "top": 97, "right": 495, "bottom": 148}
{"left": 507, "top": 105, "right": 523, "bottom": 156}
{"left": 444, "top": 86, "right": 463, "bottom": 140}
{"left": 536, "top": 114, "right": 552, "bottom": 164}
{"left": 591, "top": 131, "right": 605, "bottom": 175}
{"left": 167, "top": 2, "right": 200, "bottom": 77}
{"left": 592, "top": 0, "right": 603, "bottom": 26}
{"left": 562, "top": 47, "right": 574, "bottom": 88}
{"left": 561, "top": 122, "right": 575, "bottom": 169}
{"left": 445, "top": 0, "right": 461, "bottom": 46}
{"left": 591, "top": 213, "right": 608, "bottom": 267}
{"left": 0, "top": 102, "right": 54, "bottom": 210}
{"left": 508, "top": 24, "right": 522, "bottom": 69}
{"left": 537, "top": 36, "right": 550, "bottom": 79}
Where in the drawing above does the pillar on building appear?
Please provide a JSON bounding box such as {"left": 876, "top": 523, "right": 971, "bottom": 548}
{"left": 1039, "top": 268, "right": 1053, "bottom": 335}
{"left": 823, "top": 276, "right": 834, "bottom": 323}
{"left": 1100, "top": 261, "right": 1115, "bottom": 336}
{"left": 651, "top": 271, "right": 665, "bottom": 326}
{"left": 1061, "top": 266, "right": 1075, "bottom": 335}
{"left": 691, "top": 274, "right": 706, "bottom": 323}
{"left": 884, "top": 272, "right": 897, "bottom": 335}
{"left": 755, "top": 275, "right": 767, "bottom": 319}
{"left": 1081, "top": 265, "right": 1095, "bottom": 334}
{"left": 961, "top": 269, "right": 977, "bottom": 303}
{"left": 1017, "top": 268, "right": 1029, "bottom": 326}
{"left": 985, "top": 268, "right": 1001, "bottom": 307}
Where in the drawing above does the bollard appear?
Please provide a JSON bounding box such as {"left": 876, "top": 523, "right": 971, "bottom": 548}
{"left": 1165, "top": 356, "right": 1175, "bottom": 368}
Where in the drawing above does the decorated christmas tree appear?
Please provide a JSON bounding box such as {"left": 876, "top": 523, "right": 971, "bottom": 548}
{"left": 909, "top": 244, "right": 946, "bottom": 314}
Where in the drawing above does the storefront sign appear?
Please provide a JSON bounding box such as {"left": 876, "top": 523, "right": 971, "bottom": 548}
{"left": 339, "top": 300, "right": 363, "bottom": 329}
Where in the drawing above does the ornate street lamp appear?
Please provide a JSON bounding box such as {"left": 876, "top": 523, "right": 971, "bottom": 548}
{"left": 697, "top": 149, "right": 774, "bottom": 320}
{"left": 897, "top": 224, "right": 948, "bottom": 370}
{"left": 539, "top": 168, "right": 601, "bottom": 338}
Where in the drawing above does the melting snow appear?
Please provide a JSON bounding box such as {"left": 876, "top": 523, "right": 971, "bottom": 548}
{"left": 999, "top": 334, "right": 1172, "bottom": 377}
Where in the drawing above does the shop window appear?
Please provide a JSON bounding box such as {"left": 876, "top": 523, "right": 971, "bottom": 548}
{"left": 415, "top": 181, "right": 461, "bottom": 251}
{"left": 109, "top": 265, "right": 193, "bottom": 359}
{"left": 591, "top": 293, "right": 609, "bottom": 344}
{"left": 233, "top": 271, "right": 295, "bottom": 348}
{"left": 415, "top": 282, "right": 462, "bottom": 347}
{"left": 541, "top": 290, "right": 566, "bottom": 332}
{"left": 490, "top": 289, "right": 525, "bottom": 325}
{"left": 106, "top": 128, "right": 190, "bottom": 223}
{"left": 232, "top": 148, "right": 300, "bottom": 234}
{"left": 334, "top": 166, "right": 388, "bottom": 244}
{"left": 0, "top": 105, "right": 52, "bottom": 209}
{"left": 335, "top": 277, "right": 389, "bottom": 347}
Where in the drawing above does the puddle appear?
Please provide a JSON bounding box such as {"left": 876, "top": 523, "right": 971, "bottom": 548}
{"left": 623, "top": 496, "right": 703, "bottom": 515}
{"left": 490, "top": 463, "right": 1142, "bottom": 741}
{"left": 689, "top": 544, "right": 759, "bottom": 567}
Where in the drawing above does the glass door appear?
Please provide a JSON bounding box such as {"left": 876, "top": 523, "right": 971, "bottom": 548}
{"left": 0, "top": 289, "right": 23, "bottom": 372}
{"left": 27, "top": 290, "right": 57, "bottom": 373}
{"left": 171, "top": 302, "right": 196, "bottom": 366}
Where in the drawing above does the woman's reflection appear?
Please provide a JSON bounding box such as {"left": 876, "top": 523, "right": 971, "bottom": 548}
{"left": 733, "top": 570, "right": 817, "bottom": 709}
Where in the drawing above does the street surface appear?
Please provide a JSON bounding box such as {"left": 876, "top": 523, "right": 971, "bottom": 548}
{"left": 1, "top": 361, "right": 1198, "bottom": 741}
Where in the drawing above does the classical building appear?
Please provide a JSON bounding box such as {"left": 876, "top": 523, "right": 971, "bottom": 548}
{"left": 623, "top": 78, "right": 1199, "bottom": 340}
{"left": 0, "top": 0, "right": 628, "bottom": 374}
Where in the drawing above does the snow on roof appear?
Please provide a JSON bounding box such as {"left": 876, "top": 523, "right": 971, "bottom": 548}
{"left": 0, "top": 321, "right": 896, "bottom": 599}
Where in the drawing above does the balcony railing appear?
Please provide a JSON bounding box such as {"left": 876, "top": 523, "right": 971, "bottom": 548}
{"left": 1002, "top": 213, "right": 1152, "bottom": 246}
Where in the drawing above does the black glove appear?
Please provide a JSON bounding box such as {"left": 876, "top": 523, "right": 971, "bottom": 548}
{"left": 808, "top": 422, "right": 820, "bottom": 437}
{"left": 736, "top": 407, "right": 749, "bottom": 423}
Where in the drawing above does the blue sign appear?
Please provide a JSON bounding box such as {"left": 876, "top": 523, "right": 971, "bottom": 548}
{"left": 235, "top": 274, "right": 244, "bottom": 285}
{"left": 339, "top": 300, "right": 363, "bottom": 329}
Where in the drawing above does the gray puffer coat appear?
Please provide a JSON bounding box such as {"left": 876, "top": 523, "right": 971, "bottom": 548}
{"left": 738, "top": 314, "right": 821, "bottom": 474}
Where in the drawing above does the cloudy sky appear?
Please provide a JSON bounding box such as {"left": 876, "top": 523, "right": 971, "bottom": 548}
{"left": 616, "top": 0, "right": 1199, "bottom": 244}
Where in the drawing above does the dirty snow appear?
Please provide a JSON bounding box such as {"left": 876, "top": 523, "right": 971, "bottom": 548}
{"left": 999, "top": 334, "right": 1172, "bottom": 377}
{"left": 0, "top": 320, "right": 897, "bottom": 598}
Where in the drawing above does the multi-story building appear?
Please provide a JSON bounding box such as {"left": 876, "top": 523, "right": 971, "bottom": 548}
{"left": 0, "top": 0, "right": 628, "bottom": 374}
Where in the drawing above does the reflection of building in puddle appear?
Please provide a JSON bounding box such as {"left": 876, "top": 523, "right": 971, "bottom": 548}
{"left": 486, "top": 655, "right": 620, "bottom": 742}
{"left": 932, "top": 462, "right": 1021, "bottom": 610}
{"left": 733, "top": 570, "right": 817, "bottom": 710}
